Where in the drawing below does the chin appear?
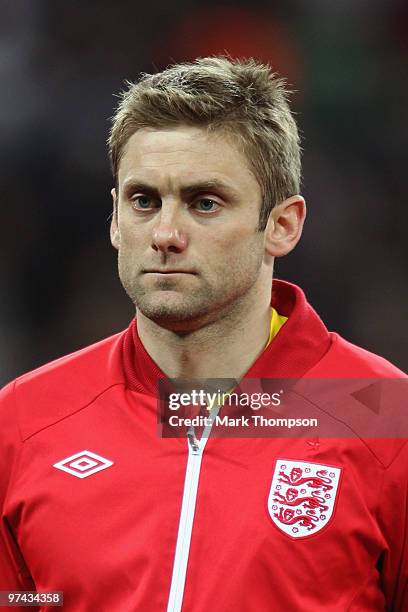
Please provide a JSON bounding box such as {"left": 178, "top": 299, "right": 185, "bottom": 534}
{"left": 137, "top": 293, "right": 193, "bottom": 320}
{"left": 136, "top": 293, "right": 210, "bottom": 330}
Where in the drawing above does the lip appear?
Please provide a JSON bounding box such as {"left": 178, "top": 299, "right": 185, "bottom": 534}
{"left": 143, "top": 270, "right": 196, "bottom": 274}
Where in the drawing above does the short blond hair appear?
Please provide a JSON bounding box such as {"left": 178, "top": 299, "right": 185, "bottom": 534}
{"left": 108, "top": 56, "right": 301, "bottom": 230}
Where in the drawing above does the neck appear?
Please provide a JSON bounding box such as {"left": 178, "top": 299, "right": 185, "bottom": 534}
{"left": 136, "top": 286, "right": 273, "bottom": 380}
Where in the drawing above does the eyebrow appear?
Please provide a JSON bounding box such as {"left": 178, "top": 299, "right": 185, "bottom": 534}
{"left": 121, "top": 178, "right": 240, "bottom": 200}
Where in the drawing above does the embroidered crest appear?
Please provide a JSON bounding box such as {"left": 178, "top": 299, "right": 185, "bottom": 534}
{"left": 268, "top": 459, "right": 342, "bottom": 538}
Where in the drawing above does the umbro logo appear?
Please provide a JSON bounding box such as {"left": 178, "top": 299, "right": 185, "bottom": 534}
{"left": 53, "top": 450, "right": 113, "bottom": 479}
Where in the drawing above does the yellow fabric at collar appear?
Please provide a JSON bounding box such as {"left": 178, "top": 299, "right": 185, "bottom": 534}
{"left": 266, "top": 307, "right": 288, "bottom": 348}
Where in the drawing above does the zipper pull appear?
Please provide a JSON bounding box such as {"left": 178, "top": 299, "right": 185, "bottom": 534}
{"left": 187, "top": 426, "right": 200, "bottom": 455}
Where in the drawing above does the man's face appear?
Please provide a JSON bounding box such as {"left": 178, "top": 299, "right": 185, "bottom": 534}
{"left": 111, "top": 125, "right": 269, "bottom": 331}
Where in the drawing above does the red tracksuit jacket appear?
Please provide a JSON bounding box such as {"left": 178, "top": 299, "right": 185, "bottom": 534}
{"left": 0, "top": 280, "right": 407, "bottom": 611}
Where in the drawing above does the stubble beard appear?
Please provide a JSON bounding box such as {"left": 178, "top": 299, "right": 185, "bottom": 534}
{"left": 117, "top": 234, "right": 265, "bottom": 331}
{"left": 118, "top": 262, "right": 263, "bottom": 332}
{"left": 118, "top": 257, "right": 215, "bottom": 328}
{"left": 125, "top": 279, "right": 216, "bottom": 328}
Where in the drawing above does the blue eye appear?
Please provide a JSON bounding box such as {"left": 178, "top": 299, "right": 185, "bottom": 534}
{"left": 195, "top": 199, "right": 219, "bottom": 212}
{"left": 133, "top": 196, "right": 154, "bottom": 210}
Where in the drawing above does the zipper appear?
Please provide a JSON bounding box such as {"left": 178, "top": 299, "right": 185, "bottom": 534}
{"left": 166, "top": 408, "right": 219, "bottom": 612}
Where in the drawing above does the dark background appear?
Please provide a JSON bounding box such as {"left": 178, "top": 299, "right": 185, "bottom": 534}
{"left": 1, "top": 0, "right": 407, "bottom": 385}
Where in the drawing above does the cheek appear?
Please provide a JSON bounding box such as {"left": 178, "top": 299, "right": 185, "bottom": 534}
{"left": 117, "top": 234, "right": 142, "bottom": 272}
{"left": 118, "top": 221, "right": 148, "bottom": 249}
{"left": 221, "top": 225, "right": 264, "bottom": 254}
{"left": 209, "top": 233, "right": 264, "bottom": 274}
{"left": 208, "top": 222, "right": 260, "bottom": 249}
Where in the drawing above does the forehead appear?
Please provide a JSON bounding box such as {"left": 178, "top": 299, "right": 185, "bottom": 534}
{"left": 117, "top": 125, "right": 260, "bottom": 194}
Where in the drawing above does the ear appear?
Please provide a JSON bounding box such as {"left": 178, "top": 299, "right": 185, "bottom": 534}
{"left": 264, "top": 195, "right": 306, "bottom": 257}
{"left": 110, "top": 187, "right": 120, "bottom": 250}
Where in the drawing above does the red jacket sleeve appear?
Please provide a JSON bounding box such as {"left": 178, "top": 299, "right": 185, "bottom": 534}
{"left": 0, "top": 381, "right": 38, "bottom": 611}
{"left": 378, "top": 439, "right": 408, "bottom": 610}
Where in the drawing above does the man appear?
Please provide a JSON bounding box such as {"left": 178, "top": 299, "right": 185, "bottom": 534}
{"left": 0, "top": 57, "right": 406, "bottom": 611}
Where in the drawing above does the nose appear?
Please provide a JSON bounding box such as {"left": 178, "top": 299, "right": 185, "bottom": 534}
{"left": 151, "top": 207, "right": 188, "bottom": 254}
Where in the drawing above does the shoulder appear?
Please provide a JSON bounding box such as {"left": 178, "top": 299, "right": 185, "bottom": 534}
{"left": 305, "top": 333, "right": 407, "bottom": 466}
{"left": 0, "top": 331, "right": 126, "bottom": 442}
{"left": 313, "top": 332, "right": 406, "bottom": 378}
